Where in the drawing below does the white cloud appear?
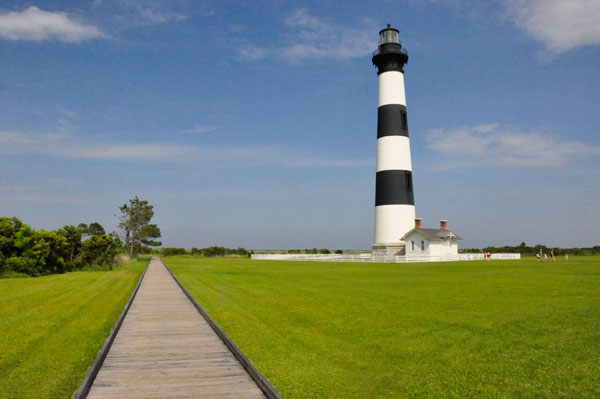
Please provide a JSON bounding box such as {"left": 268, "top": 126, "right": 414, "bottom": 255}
{"left": 0, "top": 183, "right": 104, "bottom": 205}
{"left": 237, "top": 45, "right": 269, "bottom": 62}
{"left": 0, "top": 6, "right": 106, "bottom": 42}
{"left": 0, "top": 131, "right": 32, "bottom": 145}
{"left": 0, "top": 129, "right": 194, "bottom": 160}
{"left": 507, "top": 0, "right": 600, "bottom": 53}
{"left": 51, "top": 143, "right": 194, "bottom": 160}
{"left": 106, "top": 1, "right": 191, "bottom": 28}
{"left": 238, "top": 9, "right": 377, "bottom": 62}
{"left": 0, "top": 129, "right": 369, "bottom": 168}
{"left": 57, "top": 107, "right": 77, "bottom": 119}
{"left": 177, "top": 126, "right": 215, "bottom": 135}
{"left": 427, "top": 124, "right": 600, "bottom": 167}
{"left": 138, "top": 8, "right": 186, "bottom": 24}
{"left": 283, "top": 9, "right": 376, "bottom": 61}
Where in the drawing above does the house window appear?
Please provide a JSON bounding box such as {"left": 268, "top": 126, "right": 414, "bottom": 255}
{"left": 411, "top": 241, "right": 414, "bottom": 251}
{"left": 421, "top": 241, "right": 425, "bottom": 250}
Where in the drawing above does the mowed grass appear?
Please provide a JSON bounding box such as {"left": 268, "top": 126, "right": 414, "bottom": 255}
{"left": 167, "top": 256, "right": 600, "bottom": 399}
{"left": 0, "top": 258, "right": 147, "bottom": 399}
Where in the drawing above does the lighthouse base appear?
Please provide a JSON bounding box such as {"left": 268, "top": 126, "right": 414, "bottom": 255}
{"left": 372, "top": 242, "right": 406, "bottom": 257}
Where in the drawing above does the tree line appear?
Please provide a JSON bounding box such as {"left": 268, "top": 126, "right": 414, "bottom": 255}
{"left": 146, "top": 246, "right": 251, "bottom": 257}
{"left": 152, "top": 247, "right": 345, "bottom": 256}
{"left": 0, "top": 217, "right": 121, "bottom": 277}
{"left": 460, "top": 242, "right": 600, "bottom": 255}
{"left": 1, "top": 196, "right": 161, "bottom": 277}
{"left": 287, "top": 249, "right": 344, "bottom": 254}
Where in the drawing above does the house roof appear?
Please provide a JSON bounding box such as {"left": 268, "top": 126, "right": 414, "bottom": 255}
{"left": 402, "top": 228, "right": 462, "bottom": 241}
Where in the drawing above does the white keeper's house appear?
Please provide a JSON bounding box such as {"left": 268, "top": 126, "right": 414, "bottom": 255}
{"left": 402, "top": 219, "right": 461, "bottom": 257}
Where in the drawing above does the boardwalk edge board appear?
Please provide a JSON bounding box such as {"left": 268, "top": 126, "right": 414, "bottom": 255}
{"left": 72, "top": 259, "right": 151, "bottom": 399}
{"left": 161, "top": 257, "right": 282, "bottom": 399}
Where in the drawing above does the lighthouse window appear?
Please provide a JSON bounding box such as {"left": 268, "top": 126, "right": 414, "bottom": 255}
{"left": 380, "top": 29, "right": 398, "bottom": 45}
{"left": 401, "top": 111, "right": 408, "bottom": 130}
{"left": 405, "top": 172, "right": 413, "bottom": 191}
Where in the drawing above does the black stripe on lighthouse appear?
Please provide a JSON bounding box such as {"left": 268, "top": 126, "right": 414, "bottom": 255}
{"left": 375, "top": 170, "right": 414, "bottom": 206}
{"left": 377, "top": 104, "right": 409, "bottom": 138}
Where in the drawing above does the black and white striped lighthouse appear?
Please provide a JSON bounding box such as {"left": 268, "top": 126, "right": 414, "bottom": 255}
{"left": 372, "top": 25, "right": 415, "bottom": 255}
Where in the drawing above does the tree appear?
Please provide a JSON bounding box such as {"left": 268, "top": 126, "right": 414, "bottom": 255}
{"left": 9, "top": 228, "right": 51, "bottom": 277}
{"left": 79, "top": 222, "right": 106, "bottom": 238}
{"left": 87, "top": 222, "right": 106, "bottom": 236}
{"left": 118, "top": 196, "right": 162, "bottom": 257}
{"left": 57, "top": 225, "right": 83, "bottom": 268}
{"left": 162, "top": 247, "right": 188, "bottom": 256}
{"left": 0, "top": 217, "right": 23, "bottom": 272}
{"left": 204, "top": 246, "right": 225, "bottom": 257}
{"left": 36, "top": 230, "right": 68, "bottom": 274}
{"left": 80, "top": 234, "right": 119, "bottom": 270}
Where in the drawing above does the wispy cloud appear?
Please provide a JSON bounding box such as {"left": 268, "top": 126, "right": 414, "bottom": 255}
{"left": 104, "top": 0, "right": 191, "bottom": 28}
{"left": 0, "top": 131, "right": 193, "bottom": 160}
{"left": 57, "top": 107, "right": 77, "bottom": 119}
{"left": 426, "top": 123, "right": 600, "bottom": 167}
{"left": 0, "top": 130, "right": 370, "bottom": 168}
{"left": 0, "top": 182, "right": 104, "bottom": 205}
{"left": 137, "top": 7, "right": 187, "bottom": 24}
{"left": 0, "top": 6, "right": 106, "bottom": 42}
{"left": 238, "top": 9, "right": 377, "bottom": 63}
{"left": 0, "top": 131, "right": 31, "bottom": 145}
{"left": 177, "top": 125, "right": 215, "bottom": 135}
{"left": 282, "top": 9, "right": 376, "bottom": 61}
{"left": 506, "top": 0, "right": 600, "bottom": 54}
{"left": 236, "top": 45, "right": 269, "bottom": 62}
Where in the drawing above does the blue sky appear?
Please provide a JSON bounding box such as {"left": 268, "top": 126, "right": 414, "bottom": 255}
{"left": 0, "top": 0, "right": 599, "bottom": 249}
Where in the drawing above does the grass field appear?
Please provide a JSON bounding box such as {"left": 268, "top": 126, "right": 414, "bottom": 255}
{"left": 167, "top": 256, "right": 600, "bottom": 399}
{"left": 0, "top": 258, "right": 147, "bottom": 399}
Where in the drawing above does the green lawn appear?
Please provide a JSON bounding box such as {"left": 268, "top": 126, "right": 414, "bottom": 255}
{"left": 167, "top": 256, "right": 600, "bottom": 399}
{"left": 0, "top": 258, "right": 147, "bottom": 399}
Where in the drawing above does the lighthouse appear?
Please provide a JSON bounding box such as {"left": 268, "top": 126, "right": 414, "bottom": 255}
{"left": 372, "top": 25, "right": 415, "bottom": 256}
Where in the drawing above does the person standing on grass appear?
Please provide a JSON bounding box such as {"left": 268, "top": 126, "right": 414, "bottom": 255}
{"left": 536, "top": 252, "right": 541, "bottom": 261}
{"left": 551, "top": 249, "right": 556, "bottom": 262}
{"left": 565, "top": 253, "right": 569, "bottom": 261}
{"left": 544, "top": 253, "right": 548, "bottom": 261}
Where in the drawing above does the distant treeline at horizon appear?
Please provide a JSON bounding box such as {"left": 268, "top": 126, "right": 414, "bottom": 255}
{"left": 143, "top": 246, "right": 251, "bottom": 257}
{"left": 460, "top": 242, "right": 600, "bottom": 255}
{"left": 146, "top": 247, "right": 344, "bottom": 256}
{"left": 153, "top": 243, "right": 600, "bottom": 257}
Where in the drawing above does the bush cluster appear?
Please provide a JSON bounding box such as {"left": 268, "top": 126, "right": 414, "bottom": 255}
{"left": 0, "top": 217, "right": 121, "bottom": 277}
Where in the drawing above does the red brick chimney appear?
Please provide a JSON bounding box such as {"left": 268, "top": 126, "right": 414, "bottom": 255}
{"left": 415, "top": 218, "right": 422, "bottom": 230}
{"left": 440, "top": 220, "right": 447, "bottom": 231}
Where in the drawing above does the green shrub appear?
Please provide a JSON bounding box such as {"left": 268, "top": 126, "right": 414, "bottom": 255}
{"left": 0, "top": 217, "right": 119, "bottom": 276}
{"left": 162, "top": 247, "right": 188, "bottom": 256}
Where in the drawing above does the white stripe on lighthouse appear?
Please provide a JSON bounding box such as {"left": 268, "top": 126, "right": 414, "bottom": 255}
{"left": 374, "top": 205, "right": 416, "bottom": 243}
{"left": 376, "top": 136, "right": 412, "bottom": 172}
{"left": 378, "top": 71, "right": 406, "bottom": 107}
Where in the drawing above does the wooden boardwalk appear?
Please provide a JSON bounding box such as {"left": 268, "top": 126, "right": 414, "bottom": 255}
{"left": 85, "top": 258, "right": 267, "bottom": 399}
